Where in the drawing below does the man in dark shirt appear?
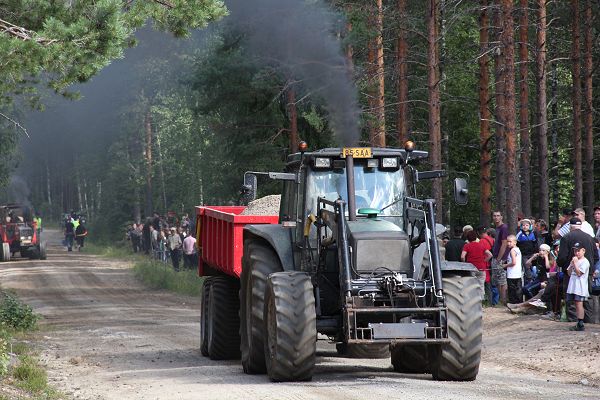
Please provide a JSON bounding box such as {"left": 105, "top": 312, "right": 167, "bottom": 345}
{"left": 557, "top": 217, "right": 598, "bottom": 321}
{"left": 64, "top": 218, "right": 75, "bottom": 252}
{"left": 444, "top": 226, "right": 465, "bottom": 262}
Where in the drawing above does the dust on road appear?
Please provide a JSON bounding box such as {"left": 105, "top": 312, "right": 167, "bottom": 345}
{"left": 0, "top": 229, "right": 598, "bottom": 400}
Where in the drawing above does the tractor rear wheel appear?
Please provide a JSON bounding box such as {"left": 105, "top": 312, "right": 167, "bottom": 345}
{"left": 206, "top": 276, "right": 241, "bottom": 360}
{"left": 431, "top": 274, "right": 482, "bottom": 381}
{"left": 264, "top": 272, "right": 316, "bottom": 382}
{"left": 200, "top": 277, "right": 213, "bottom": 357}
{"left": 240, "top": 241, "right": 281, "bottom": 374}
{"left": 1, "top": 243, "right": 10, "bottom": 262}
{"left": 336, "top": 343, "right": 390, "bottom": 359}
{"left": 390, "top": 344, "right": 430, "bottom": 373}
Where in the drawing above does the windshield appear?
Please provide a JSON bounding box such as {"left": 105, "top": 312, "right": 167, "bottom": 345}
{"left": 305, "top": 164, "right": 405, "bottom": 225}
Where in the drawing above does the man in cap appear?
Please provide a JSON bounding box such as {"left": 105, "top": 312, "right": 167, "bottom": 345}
{"left": 557, "top": 217, "right": 597, "bottom": 321}
{"left": 555, "top": 208, "right": 595, "bottom": 238}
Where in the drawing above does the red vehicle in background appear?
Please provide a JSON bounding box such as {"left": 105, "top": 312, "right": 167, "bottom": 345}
{"left": 0, "top": 204, "right": 47, "bottom": 261}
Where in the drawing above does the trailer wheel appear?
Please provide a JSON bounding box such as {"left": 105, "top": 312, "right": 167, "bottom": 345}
{"left": 200, "top": 277, "right": 213, "bottom": 357}
{"left": 431, "top": 274, "right": 482, "bottom": 381}
{"left": 206, "top": 276, "right": 241, "bottom": 360}
{"left": 390, "top": 344, "right": 430, "bottom": 373}
{"left": 38, "top": 242, "right": 47, "bottom": 260}
{"left": 1, "top": 243, "right": 10, "bottom": 262}
{"left": 240, "top": 241, "right": 281, "bottom": 374}
{"left": 264, "top": 272, "right": 316, "bottom": 382}
{"left": 336, "top": 343, "right": 390, "bottom": 359}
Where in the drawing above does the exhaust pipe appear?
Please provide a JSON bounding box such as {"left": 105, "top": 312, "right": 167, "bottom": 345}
{"left": 345, "top": 155, "right": 357, "bottom": 221}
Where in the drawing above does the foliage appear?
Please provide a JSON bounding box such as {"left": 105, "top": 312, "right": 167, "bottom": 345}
{"left": 12, "top": 354, "right": 58, "bottom": 396}
{"left": 0, "top": 336, "right": 9, "bottom": 376}
{"left": 0, "top": 292, "right": 39, "bottom": 331}
{"left": 133, "top": 259, "right": 203, "bottom": 297}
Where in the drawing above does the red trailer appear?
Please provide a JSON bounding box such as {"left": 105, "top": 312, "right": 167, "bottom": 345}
{"left": 195, "top": 206, "right": 278, "bottom": 278}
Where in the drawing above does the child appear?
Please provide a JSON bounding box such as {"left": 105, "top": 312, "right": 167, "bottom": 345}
{"left": 566, "top": 242, "right": 590, "bottom": 331}
{"left": 504, "top": 234, "right": 523, "bottom": 304}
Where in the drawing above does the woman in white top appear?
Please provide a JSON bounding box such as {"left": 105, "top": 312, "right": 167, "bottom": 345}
{"left": 504, "top": 235, "right": 523, "bottom": 304}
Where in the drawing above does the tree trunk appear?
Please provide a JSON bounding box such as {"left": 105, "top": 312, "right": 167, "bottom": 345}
{"left": 493, "top": 6, "right": 507, "bottom": 215}
{"left": 518, "top": 0, "right": 530, "bottom": 217}
{"left": 83, "top": 178, "right": 89, "bottom": 217}
{"left": 345, "top": 5, "right": 354, "bottom": 75}
{"left": 582, "top": 0, "right": 594, "bottom": 220}
{"left": 479, "top": 0, "right": 492, "bottom": 227}
{"left": 550, "top": 63, "right": 559, "bottom": 220}
{"left": 396, "top": 0, "right": 409, "bottom": 145}
{"left": 536, "top": 0, "right": 549, "bottom": 224}
{"left": 155, "top": 128, "right": 168, "bottom": 211}
{"left": 428, "top": 0, "right": 443, "bottom": 222}
{"left": 571, "top": 0, "right": 583, "bottom": 208}
{"left": 287, "top": 86, "right": 298, "bottom": 152}
{"left": 46, "top": 161, "right": 52, "bottom": 206}
{"left": 501, "top": 0, "right": 519, "bottom": 232}
{"left": 368, "top": 0, "right": 386, "bottom": 147}
{"left": 144, "top": 111, "right": 153, "bottom": 218}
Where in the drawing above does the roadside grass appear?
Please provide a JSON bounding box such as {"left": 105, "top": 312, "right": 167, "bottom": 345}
{"left": 0, "top": 291, "right": 63, "bottom": 399}
{"left": 86, "top": 240, "right": 203, "bottom": 297}
{"left": 85, "top": 241, "right": 141, "bottom": 261}
{"left": 133, "top": 259, "right": 203, "bottom": 297}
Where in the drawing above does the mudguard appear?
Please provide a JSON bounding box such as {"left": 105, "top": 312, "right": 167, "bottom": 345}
{"left": 441, "top": 260, "right": 479, "bottom": 274}
{"left": 244, "top": 225, "right": 295, "bottom": 272}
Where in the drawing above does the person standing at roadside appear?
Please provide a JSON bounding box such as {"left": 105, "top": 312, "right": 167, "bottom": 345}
{"left": 593, "top": 206, "right": 600, "bottom": 239}
{"left": 167, "top": 227, "right": 182, "bottom": 272}
{"left": 182, "top": 234, "right": 197, "bottom": 269}
{"left": 462, "top": 230, "right": 492, "bottom": 302}
{"left": 557, "top": 218, "right": 597, "bottom": 322}
{"left": 75, "top": 219, "right": 88, "bottom": 251}
{"left": 504, "top": 235, "right": 523, "bottom": 305}
{"left": 492, "top": 210, "right": 509, "bottom": 305}
{"left": 566, "top": 242, "right": 590, "bottom": 331}
{"left": 444, "top": 226, "right": 465, "bottom": 262}
{"left": 555, "top": 208, "right": 595, "bottom": 238}
{"left": 64, "top": 217, "right": 75, "bottom": 252}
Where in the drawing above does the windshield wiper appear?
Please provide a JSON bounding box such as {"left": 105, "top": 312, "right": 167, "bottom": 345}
{"left": 380, "top": 195, "right": 402, "bottom": 212}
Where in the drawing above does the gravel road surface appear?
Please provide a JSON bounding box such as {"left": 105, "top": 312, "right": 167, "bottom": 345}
{"left": 0, "top": 229, "right": 598, "bottom": 400}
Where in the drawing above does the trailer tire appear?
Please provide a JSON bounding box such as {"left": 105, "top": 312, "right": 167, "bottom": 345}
{"left": 391, "top": 344, "right": 430, "bottom": 373}
{"left": 264, "top": 272, "right": 316, "bottom": 382}
{"left": 336, "top": 343, "right": 390, "bottom": 359}
{"left": 1, "top": 243, "right": 10, "bottom": 262}
{"left": 240, "top": 241, "right": 281, "bottom": 374}
{"left": 38, "top": 242, "right": 47, "bottom": 260}
{"left": 431, "top": 274, "right": 482, "bottom": 381}
{"left": 205, "top": 276, "right": 241, "bottom": 360}
{"left": 200, "top": 277, "right": 213, "bottom": 357}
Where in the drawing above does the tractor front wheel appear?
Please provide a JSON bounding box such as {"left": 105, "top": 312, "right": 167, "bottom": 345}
{"left": 1, "top": 243, "right": 10, "bottom": 262}
{"left": 264, "top": 271, "right": 316, "bottom": 382}
{"left": 430, "top": 274, "right": 482, "bottom": 381}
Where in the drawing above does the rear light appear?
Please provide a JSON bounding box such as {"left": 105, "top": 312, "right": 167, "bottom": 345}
{"left": 367, "top": 159, "right": 379, "bottom": 168}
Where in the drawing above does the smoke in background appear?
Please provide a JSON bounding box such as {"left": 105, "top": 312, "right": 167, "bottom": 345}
{"left": 225, "top": 0, "right": 360, "bottom": 146}
{"left": 2, "top": 176, "right": 32, "bottom": 208}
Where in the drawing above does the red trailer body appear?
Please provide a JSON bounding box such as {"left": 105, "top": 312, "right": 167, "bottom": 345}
{"left": 195, "top": 206, "right": 278, "bottom": 278}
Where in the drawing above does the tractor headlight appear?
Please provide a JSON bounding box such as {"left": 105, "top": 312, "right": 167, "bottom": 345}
{"left": 382, "top": 157, "right": 398, "bottom": 168}
{"left": 314, "top": 157, "right": 331, "bottom": 169}
{"left": 367, "top": 159, "right": 379, "bottom": 168}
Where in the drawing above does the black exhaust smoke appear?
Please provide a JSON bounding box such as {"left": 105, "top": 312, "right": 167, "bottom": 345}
{"left": 225, "top": 0, "right": 360, "bottom": 146}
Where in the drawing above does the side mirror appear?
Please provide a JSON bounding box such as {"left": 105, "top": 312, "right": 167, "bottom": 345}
{"left": 241, "top": 173, "right": 257, "bottom": 205}
{"left": 453, "top": 177, "right": 468, "bottom": 205}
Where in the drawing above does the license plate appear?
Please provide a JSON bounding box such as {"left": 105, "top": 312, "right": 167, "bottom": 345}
{"left": 342, "top": 147, "right": 372, "bottom": 158}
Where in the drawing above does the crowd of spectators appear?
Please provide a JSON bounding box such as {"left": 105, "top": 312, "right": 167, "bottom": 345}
{"left": 126, "top": 212, "right": 197, "bottom": 273}
{"left": 442, "top": 208, "right": 600, "bottom": 331}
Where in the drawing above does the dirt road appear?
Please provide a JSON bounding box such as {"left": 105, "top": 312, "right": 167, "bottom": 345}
{"left": 0, "top": 229, "right": 598, "bottom": 400}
